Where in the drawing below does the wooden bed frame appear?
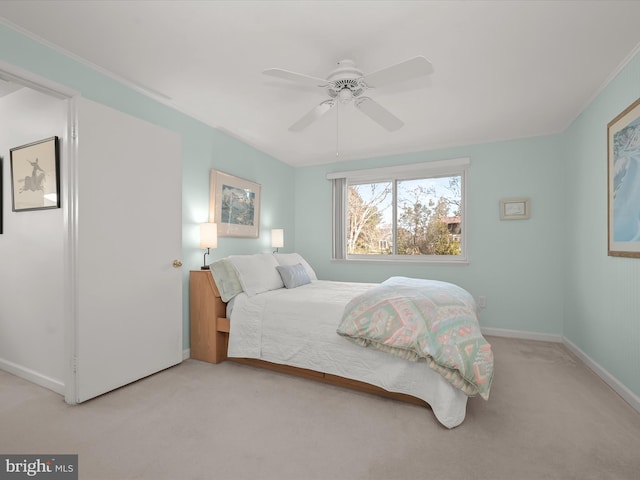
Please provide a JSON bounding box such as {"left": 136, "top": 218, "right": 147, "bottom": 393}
{"left": 189, "top": 270, "right": 427, "bottom": 407}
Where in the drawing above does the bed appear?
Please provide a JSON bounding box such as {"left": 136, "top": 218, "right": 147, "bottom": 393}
{"left": 189, "top": 252, "right": 493, "bottom": 429}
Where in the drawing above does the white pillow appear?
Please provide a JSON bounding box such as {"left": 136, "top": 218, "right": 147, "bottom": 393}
{"left": 274, "top": 253, "right": 317, "bottom": 280}
{"left": 228, "top": 253, "right": 284, "bottom": 297}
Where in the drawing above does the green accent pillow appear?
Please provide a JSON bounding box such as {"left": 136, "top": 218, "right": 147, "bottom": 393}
{"left": 276, "top": 263, "right": 311, "bottom": 289}
{"left": 210, "top": 258, "right": 244, "bottom": 302}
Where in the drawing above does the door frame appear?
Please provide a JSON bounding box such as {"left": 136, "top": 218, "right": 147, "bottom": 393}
{"left": 0, "top": 61, "right": 184, "bottom": 405}
{"left": 0, "top": 60, "right": 80, "bottom": 403}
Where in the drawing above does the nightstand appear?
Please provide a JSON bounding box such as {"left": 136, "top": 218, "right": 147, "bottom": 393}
{"left": 189, "top": 270, "right": 228, "bottom": 363}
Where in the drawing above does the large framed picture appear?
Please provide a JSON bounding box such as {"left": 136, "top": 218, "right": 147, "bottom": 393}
{"left": 209, "top": 169, "right": 261, "bottom": 238}
{"left": 10, "top": 136, "right": 60, "bottom": 212}
{"left": 608, "top": 97, "right": 640, "bottom": 258}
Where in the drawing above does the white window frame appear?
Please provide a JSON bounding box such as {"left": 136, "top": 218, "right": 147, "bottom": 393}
{"left": 328, "top": 157, "right": 469, "bottom": 264}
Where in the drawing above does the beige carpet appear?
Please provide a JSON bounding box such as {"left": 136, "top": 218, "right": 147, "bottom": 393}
{"left": 1, "top": 336, "right": 640, "bottom": 480}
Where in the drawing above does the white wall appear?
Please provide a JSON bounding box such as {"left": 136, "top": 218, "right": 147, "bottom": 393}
{"left": 0, "top": 87, "right": 67, "bottom": 393}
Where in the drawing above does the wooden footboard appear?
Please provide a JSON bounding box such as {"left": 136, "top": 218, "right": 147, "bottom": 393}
{"left": 189, "top": 270, "right": 428, "bottom": 408}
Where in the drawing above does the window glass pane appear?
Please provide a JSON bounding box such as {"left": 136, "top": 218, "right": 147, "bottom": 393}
{"left": 396, "top": 176, "right": 462, "bottom": 256}
{"left": 347, "top": 182, "right": 393, "bottom": 255}
{"left": 334, "top": 159, "right": 468, "bottom": 262}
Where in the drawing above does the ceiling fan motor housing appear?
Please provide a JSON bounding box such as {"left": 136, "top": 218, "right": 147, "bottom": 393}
{"left": 326, "top": 59, "right": 365, "bottom": 100}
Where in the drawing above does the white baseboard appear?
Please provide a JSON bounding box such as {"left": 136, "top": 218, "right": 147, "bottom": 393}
{"left": 481, "top": 327, "right": 563, "bottom": 343}
{"left": 1, "top": 351, "right": 192, "bottom": 396}
{"left": 0, "top": 357, "right": 64, "bottom": 395}
{"left": 563, "top": 338, "right": 640, "bottom": 414}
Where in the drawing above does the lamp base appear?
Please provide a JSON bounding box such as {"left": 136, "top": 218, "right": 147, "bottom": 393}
{"left": 201, "top": 265, "right": 210, "bottom": 270}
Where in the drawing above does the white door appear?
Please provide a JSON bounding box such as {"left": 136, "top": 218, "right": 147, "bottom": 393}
{"left": 67, "top": 97, "right": 183, "bottom": 403}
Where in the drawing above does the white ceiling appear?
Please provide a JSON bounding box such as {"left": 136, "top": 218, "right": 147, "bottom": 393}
{"left": 0, "top": 78, "right": 21, "bottom": 98}
{"left": 1, "top": 1, "right": 640, "bottom": 167}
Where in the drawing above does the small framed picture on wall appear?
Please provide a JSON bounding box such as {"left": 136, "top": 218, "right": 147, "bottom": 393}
{"left": 499, "top": 198, "right": 530, "bottom": 220}
{"left": 10, "top": 136, "right": 60, "bottom": 212}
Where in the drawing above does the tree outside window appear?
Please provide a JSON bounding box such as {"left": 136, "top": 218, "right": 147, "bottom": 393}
{"left": 347, "top": 176, "right": 462, "bottom": 257}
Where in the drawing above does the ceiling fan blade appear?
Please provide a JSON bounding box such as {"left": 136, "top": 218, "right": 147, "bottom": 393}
{"left": 289, "top": 100, "right": 335, "bottom": 132}
{"left": 263, "top": 68, "right": 329, "bottom": 88}
{"left": 354, "top": 97, "right": 404, "bottom": 131}
{"left": 362, "top": 56, "right": 434, "bottom": 88}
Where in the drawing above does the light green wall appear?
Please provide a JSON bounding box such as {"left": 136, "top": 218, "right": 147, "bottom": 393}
{"left": 293, "top": 47, "right": 640, "bottom": 402}
{"left": 294, "top": 136, "right": 565, "bottom": 335}
{"left": 3, "top": 22, "right": 638, "bottom": 402}
{"left": 0, "top": 24, "right": 295, "bottom": 349}
{"left": 563, "top": 49, "right": 640, "bottom": 398}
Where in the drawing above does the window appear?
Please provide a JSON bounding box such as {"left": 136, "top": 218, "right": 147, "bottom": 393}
{"left": 329, "top": 158, "right": 469, "bottom": 263}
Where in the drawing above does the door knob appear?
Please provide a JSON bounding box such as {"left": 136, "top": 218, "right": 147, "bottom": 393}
{"left": 173, "top": 260, "right": 183, "bottom": 268}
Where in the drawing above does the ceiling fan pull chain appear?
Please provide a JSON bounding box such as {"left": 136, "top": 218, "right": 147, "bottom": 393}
{"left": 336, "top": 99, "right": 340, "bottom": 159}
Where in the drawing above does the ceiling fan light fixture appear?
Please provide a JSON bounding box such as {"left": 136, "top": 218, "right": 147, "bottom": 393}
{"left": 338, "top": 88, "right": 353, "bottom": 103}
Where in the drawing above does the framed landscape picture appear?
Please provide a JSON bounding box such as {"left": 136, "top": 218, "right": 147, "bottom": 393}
{"left": 608, "top": 97, "right": 640, "bottom": 258}
{"left": 209, "top": 169, "right": 261, "bottom": 238}
{"left": 10, "top": 136, "right": 60, "bottom": 212}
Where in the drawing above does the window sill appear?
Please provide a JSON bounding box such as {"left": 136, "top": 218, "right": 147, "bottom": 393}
{"left": 331, "top": 257, "right": 469, "bottom": 266}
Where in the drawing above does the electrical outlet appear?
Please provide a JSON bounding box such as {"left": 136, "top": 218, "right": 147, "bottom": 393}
{"left": 477, "top": 296, "right": 487, "bottom": 309}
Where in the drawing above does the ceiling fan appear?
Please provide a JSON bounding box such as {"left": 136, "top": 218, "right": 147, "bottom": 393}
{"left": 263, "top": 56, "right": 434, "bottom": 132}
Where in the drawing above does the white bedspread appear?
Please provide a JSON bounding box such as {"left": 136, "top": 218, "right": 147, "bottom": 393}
{"left": 227, "top": 280, "right": 468, "bottom": 428}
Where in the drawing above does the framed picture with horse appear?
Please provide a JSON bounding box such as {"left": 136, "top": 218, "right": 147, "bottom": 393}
{"left": 10, "top": 136, "right": 60, "bottom": 212}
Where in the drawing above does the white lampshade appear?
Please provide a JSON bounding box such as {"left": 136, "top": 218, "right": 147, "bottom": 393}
{"left": 200, "top": 223, "right": 218, "bottom": 249}
{"left": 271, "top": 229, "right": 284, "bottom": 249}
